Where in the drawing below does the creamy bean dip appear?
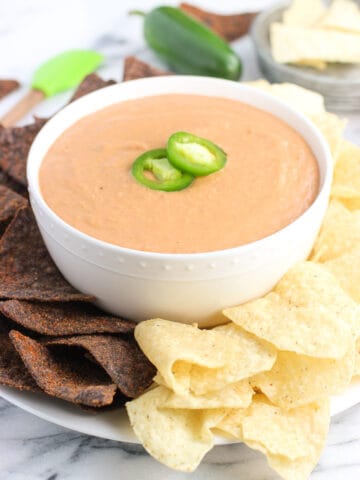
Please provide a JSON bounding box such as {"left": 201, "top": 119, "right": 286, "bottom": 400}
{"left": 40, "top": 94, "right": 319, "bottom": 253}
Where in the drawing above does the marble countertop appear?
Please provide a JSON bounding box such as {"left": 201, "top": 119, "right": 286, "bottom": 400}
{"left": 0, "top": 0, "right": 359, "bottom": 478}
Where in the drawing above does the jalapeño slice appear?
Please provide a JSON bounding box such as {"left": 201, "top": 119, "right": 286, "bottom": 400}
{"left": 167, "top": 131, "right": 227, "bottom": 177}
{"left": 131, "top": 148, "right": 194, "bottom": 191}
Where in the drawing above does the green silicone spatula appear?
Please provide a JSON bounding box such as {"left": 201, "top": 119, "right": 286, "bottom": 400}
{"left": 1, "top": 49, "right": 103, "bottom": 127}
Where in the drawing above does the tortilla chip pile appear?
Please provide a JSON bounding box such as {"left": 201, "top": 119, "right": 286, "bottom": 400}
{"left": 0, "top": 208, "right": 155, "bottom": 409}
{"left": 126, "top": 79, "right": 360, "bottom": 479}
{"left": 270, "top": 0, "right": 360, "bottom": 69}
{"left": 0, "top": 72, "right": 156, "bottom": 410}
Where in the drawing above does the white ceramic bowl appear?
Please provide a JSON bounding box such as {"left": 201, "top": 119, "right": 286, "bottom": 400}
{"left": 27, "top": 76, "right": 332, "bottom": 327}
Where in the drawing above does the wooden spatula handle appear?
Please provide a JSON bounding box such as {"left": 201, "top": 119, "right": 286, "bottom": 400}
{"left": 1, "top": 89, "right": 45, "bottom": 127}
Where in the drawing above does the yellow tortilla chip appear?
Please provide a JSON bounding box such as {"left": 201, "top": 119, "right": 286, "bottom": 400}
{"left": 214, "top": 408, "right": 246, "bottom": 440}
{"left": 292, "top": 59, "right": 327, "bottom": 70}
{"left": 320, "top": 0, "right": 360, "bottom": 34}
{"left": 242, "top": 395, "right": 330, "bottom": 460}
{"left": 311, "top": 112, "right": 347, "bottom": 161}
{"left": 283, "top": 0, "right": 326, "bottom": 27}
{"left": 270, "top": 23, "right": 360, "bottom": 64}
{"left": 265, "top": 449, "right": 326, "bottom": 480}
{"left": 333, "top": 190, "right": 360, "bottom": 211}
{"left": 245, "top": 79, "right": 270, "bottom": 89}
{"left": 218, "top": 395, "right": 330, "bottom": 480}
{"left": 246, "top": 82, "right": 347, "bottom": 161}
{"left": 331, "top": 141, "right": 360, "bottom": 209}
{"left": 341, "top": 197, "right": 360, "bottom": 210}
{"left": 189, "top": 324, "right": 276, "bottom": 395}
{"left": 355, "top": 337, "right": 360, "bottom": 376}
{"left": 311, "top": 199, "right": 360, "bottom": 262}
{"left": 126, "top": 385, "right": 226, "bottom": 472}
{"left": 164, "top": 380, "right": 253, "bottom": 409}
{"left": 251, "top": 348, "right": 355, "bottom": 409}
{"left": 323, "top": 247, "right": 360, "bottom": 303}
{"left": 223, "top": 262, "right": 359, "bottom": 358}
{"left": 246, "top": 80, "right": 325, "bottom": 117}
{"left": 135, "top": 319, "right": 276, "bottom": 396}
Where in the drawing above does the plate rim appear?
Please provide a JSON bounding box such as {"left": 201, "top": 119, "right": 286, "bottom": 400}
{"left": 1, "top": 379, "right": 359, "bottom": 445}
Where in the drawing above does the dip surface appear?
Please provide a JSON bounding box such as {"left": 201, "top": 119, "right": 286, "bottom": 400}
{"left": 40, "top": 94, "right": 319, "bottom": 253}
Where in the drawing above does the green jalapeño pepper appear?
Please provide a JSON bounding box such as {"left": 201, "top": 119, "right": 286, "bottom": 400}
{"left": 141, "top": 6, "right": 242, "bottom": 80}
{"left": 131, "top": 148, "right": 194, "bottom": 191}
{"left": 167, "top": 132, "right": 227, "bottom": 177}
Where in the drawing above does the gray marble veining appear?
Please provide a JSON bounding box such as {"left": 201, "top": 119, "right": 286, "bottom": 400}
{"left": 0, "top": 397, "right": 360, "bottom": 480}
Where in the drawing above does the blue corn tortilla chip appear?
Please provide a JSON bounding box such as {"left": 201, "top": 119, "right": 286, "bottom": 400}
{"left": 0, "top": 300, "right": 135, "bottom": 335}
{"left": 122, "top": 56, "right": 170, "bottom": 81}
{"left": 10, "top": 330, "right": 117, "bottom": 407}
{"left": 0, "top": 185, "right": 28, "bottom": 233}
{"left": 0, "top": 206, "right": 94, "bottom": 302}
{"left": 0, "top": 318, "right": 40, "bottom": 392}
{"left": 70, "top": 73, "right": 116, "bottom": 102}
{"left": 0, "top": 118, "right": 46, "bottom": 186}
{"left": 44, "top": 334, "right": 156, "bottom": 398}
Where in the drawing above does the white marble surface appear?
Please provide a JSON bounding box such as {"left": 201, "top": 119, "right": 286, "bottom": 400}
{"left": 0, "top": 0, "right": 359, "bottom": 478}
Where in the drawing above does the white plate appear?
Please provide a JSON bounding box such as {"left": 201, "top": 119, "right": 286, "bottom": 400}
{"left": 1, "top": 380, "right": 359, "bottom": 444}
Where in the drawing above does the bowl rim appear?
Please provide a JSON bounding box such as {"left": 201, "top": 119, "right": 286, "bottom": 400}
{"left": 27, "top": 75, "right": 333, "bottom": 260}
